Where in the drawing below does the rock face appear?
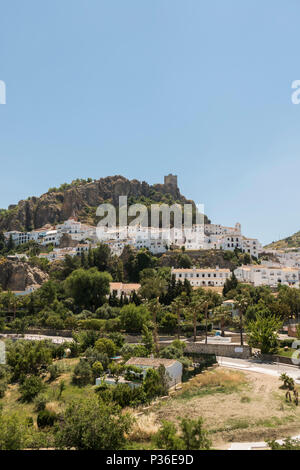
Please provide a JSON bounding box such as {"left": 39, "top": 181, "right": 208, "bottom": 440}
{"left": 0, "top": 175, "right": 202, "bottom": 231}
{"left": 0, "top": 260, "right": 49, "bottom": 291}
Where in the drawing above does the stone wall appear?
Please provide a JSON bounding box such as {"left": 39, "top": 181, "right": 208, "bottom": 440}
{"left": 184, "top": 342, "right": 252, "bottom": 359}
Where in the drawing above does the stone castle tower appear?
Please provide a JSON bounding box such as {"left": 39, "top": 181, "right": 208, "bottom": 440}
{"left": 164, "top": 174, "right": 178, "bottom": 190}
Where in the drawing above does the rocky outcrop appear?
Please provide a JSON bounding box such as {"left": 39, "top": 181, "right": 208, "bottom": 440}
{"left": 0, "top": 259, "right": 48, "bottom": 291}
{"left": 58, "top": 233, "right": 78, "bottom": 248}
{"left": 0, "top": 175, "right": 203, "bottom": 231}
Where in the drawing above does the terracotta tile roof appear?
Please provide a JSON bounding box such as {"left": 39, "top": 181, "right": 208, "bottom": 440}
{"left": 110, "top": 282, "right": 141, "bottom": 291}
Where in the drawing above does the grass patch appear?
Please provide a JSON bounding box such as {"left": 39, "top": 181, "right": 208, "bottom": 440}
{"left": 0, "top": 357, "right": 88, "bottom": 421}
{"left": 175, "top": 368, "right": 247, "bottom": 401}
{"left": 278, "top": 348, "right": 295, "bottom": 358}
{"left": 255, "top": 415, "right": 295, "bottom": 428}
{"left": 129, "top": 412, "right": 159, "bottom": 442}
{"left": 211, "top": 418, "right": 250, "bottom": 433}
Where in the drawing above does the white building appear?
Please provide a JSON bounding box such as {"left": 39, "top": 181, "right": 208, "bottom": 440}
{"left": 4, "top": 231, "right": 32, "bottom": 245}
{"left": 234, "top": 264, "right": 300, "bottom": 288}
{"left": 125, "top": 357, "right": 183, "bottom": 388}
{"left": 4, "top": 227, "right": 61, "bottom": 246}
{"left": 57, "top": 218, "right": 96, "bottom": 242}
{"left": 171, "top": 266, "right": 231, "bottom": 287}
{"left": 205, "top": 222, "right": 242, "bottom": 236}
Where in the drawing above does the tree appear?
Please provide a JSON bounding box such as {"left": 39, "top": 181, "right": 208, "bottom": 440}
{"left": 109, "top": 362, "right": 124, "bottom": 383}
{"left": 160, "top": 312, "right": 178, "bottom": 334}
{"left": 119, "top": 304, "right": 150, "bottom": 333}
{"left": 139, "top": 276, "right": 167, "bottom": 301}
{"left": 180, "top": 417, "right": 211, "bottom": 450}
{"left": 92, "top": 361, "right": 104, "bottom": 379}
{"left": 93, "top": 244, "right": 111, "bottom": 271}
{"left": 153, "top": 420, "right": 184, "bottom": 450}
{"left": 277, "top": 285, "right": 300, "bottom": 321}
{"left": 223, "top": 272, "right": 238, "bottom": 296}
{"left": 72, "top": 360, "right": 93, "bottom": 386}
{"left": 176, "top": 254, "right": 192, "bottom": 269}
{"left": 154, "top": 417, "right": 211, "bottom": 450}
{"left": 95, "top": 338, "right": 117, "bottom": 358}
{"left": 247, "top": 313, "right": 282, "bottom": 354}
{"left": 143, "top": 365, "right": 168, "bottom": 399}
{"left": 64, "top": 268, "right": 112, "bottom": 311}
{"left": 186, "top": 295, "right": 202, "bottom": 343}
{"left": 7, "top": 340, "right": 53, "bottom": 381}
{"left": 212, "top": 305, "right": 232, "bottom": 337}
{"left": 0, "top": 413, "right": 30, "bottom": 450}
{"left": 19, "top": 376, "right": 45, "bottom": 402}
{"left": 55, "top": 397, "right": 132, "bottom": 450}
{"left": 234, "top": 292, "right": 251, "bottom": 346}
{"left": 147, "top": 298, "right": 162, "bottom": 354}
{"left": 141, "top": 325, "right": 154, "bottom": 354}
{"left": 171, "top": 296, "right": 186, "bottom": 339}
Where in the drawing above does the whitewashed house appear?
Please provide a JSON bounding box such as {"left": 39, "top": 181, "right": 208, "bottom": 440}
{"left": 234, "top": 264, "right": 300, "bottom": 288}
{"left": 125, "top": 357, "right": 183, "bottom": 388}
{"left": 171, "top": 266, "right": 231, "bottom": 287}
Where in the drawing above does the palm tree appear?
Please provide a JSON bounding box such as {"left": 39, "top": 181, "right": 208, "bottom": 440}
{"left": 203, "top": 300, "right": 209, "bottom": 345}
{"left": 212, "top": 305, "right": 232, "bottom": 337}
{"left": 140, "top": 275, "right": 167, "bottom": 356}
{"left": 147, "top": 298, "right": 161, "bottom": 355}
{"left": 187, "top": 299, "right": 200, "bottom": 343}
{"left": 171, "top": 295, "right": 186, "bottom": 340}
{"left": 199, "top": 291, "right": 221, "bottom": 344}
{"left": 234, "top": 293, "right": 250, "bottom": 346}
{"left": 187, "top": 290, "right": 220, "bottom": 343}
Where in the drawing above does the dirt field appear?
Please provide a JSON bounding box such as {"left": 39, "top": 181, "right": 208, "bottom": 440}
{"left": 132, "top": 367, "right": 300, "bottom": 448}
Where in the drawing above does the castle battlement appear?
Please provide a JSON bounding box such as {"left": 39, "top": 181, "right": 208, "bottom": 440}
{"left": 164, "top": 174, "right": 178, "bottom": 188}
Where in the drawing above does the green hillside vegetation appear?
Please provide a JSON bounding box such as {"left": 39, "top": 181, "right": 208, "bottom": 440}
{"left": 265, "top": 230, "right": 300, "bottom": 250}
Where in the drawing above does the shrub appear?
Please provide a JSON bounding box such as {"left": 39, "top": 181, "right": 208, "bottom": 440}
{"left": 143, "top": 366, "right": 168, "bottom": 399}
{"left": 92, "top": 361, "right": 104, "bottom": 379}
{"left": 111, "top": 383, "right": 147, "bottom": 408}
{"left": 72, "top": 360, "right": 93, "bottom": 386}
{"left": 34, "top": 394, "right": 47, "bottom": 412}
{"left": 37, "top": 409, "right": 58, "bottom": 428}
{"left": 268, "top": 438, "right": 300, "bottom": 450}
{"left": 19, "top": 376, "right": 45, "bottom": 402}
{"left": 280, "top": 373, "right": 295, "bottom": 390}
{"left": 95, "top": 338, "right": 117, "bottom": 358}
{"left": 154, "top": 417, "right": 211, "bottom": 450}
{"left": 84, "top": 347, "right": 110, "bottom": 370}
{"left": 55, "top": 397, "right": 132, "bottom": 450}
{"left": 48, "top": 364, "right": 61, "bottom": 382}
{"left": 0, "top": 381, "right": 8, "bottom": 399}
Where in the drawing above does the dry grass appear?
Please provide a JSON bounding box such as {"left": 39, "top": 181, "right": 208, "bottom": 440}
{"left": 144, "top": 368, "right": 300, "bottom": 447}
{"left": 129, "top": 412, "right": 160, "bottom": 442}
{"left": 176, "top": 368, "right": 247, "bottom": 400}
{"left": 186, "top": 368, "right": 245, "bottom": 388}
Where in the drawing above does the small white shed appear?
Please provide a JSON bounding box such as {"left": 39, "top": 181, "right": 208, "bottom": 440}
{"left": 125, "top": 357, "right": 183, "bottom": 388}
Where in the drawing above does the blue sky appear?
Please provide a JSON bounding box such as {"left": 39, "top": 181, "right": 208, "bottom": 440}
{"left": 1, "top": 0, "right": 300, "bottom": 245}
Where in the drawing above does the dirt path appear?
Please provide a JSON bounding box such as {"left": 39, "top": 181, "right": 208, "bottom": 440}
{"left": 145, "top": 368, "right": 300, "bottom": 447}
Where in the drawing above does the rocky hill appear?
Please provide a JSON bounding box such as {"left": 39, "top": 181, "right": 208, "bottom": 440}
{"left": 0, "top": 259, "right": 49, "bottom": 291}
{"left": 0, "top": 175, "right": 208, "bottom": 232}
{"left": 264, "top": 230, "right": 300, "bottom": 250}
